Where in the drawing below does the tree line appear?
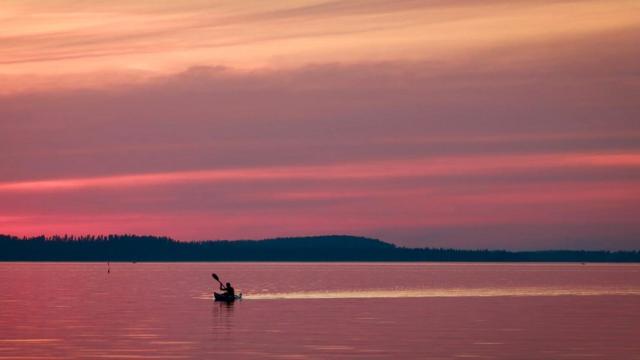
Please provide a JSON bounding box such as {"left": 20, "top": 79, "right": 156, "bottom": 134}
{"left": 1, "top": 234, "right": 638, "bottom": 262}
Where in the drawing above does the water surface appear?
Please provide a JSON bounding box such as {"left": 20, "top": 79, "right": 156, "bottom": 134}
{"left": 1, "top": 262, "right": 639, "bottom": 359}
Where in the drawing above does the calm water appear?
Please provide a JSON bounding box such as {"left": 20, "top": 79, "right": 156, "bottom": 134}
{"left": 1, "top": 262, "right": 639, "bottom": 359}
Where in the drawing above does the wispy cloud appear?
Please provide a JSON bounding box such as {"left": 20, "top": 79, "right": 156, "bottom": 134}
{"left": 2, "top": 0, "right": 638, "bottom": 91}
{"left": 1, "top": 152, "right": 639, "bottom": 192}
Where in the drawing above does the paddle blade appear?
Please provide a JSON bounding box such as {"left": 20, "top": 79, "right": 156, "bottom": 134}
{"left": 211, "top": 273, "right": 220, "bottom": 282}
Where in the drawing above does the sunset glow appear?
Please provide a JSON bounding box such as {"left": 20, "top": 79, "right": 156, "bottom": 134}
{"left": 1, "top": 0, "right": 639, "bottom": 249}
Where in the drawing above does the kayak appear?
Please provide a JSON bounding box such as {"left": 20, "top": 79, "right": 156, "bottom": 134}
{"left": 214, "top": 292, "right": 242, "bottom": 302}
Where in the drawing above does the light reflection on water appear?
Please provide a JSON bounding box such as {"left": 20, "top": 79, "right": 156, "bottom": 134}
{"left": 239, "top": 287, "right": 640, "bottom": 300}
{"left": 1, "top": 262, "right": 640, "bottom": 359}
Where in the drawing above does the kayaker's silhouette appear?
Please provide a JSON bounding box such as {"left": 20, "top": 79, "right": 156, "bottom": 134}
{"left": 220, "top": 282, "right": 235, "bottom": 298}
{"left": 212, "top": 273, "right": 241, "bottom": 301}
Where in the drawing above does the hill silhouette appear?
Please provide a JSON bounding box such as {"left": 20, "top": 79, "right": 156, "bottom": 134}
{"left": 0, "top": 234, "right": 638, "bottom": 262}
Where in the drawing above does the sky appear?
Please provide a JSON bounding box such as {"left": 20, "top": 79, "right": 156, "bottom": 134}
{"left": 1, "top": 0, "right": 639, "bottom": 249}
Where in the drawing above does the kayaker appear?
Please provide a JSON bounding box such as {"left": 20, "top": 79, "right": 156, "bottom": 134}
{"left": 220, "top": 282, "right": 235, "bottom": 298}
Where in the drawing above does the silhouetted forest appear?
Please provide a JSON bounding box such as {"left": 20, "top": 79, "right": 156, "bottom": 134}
{"left": 0, "top": 234, "right": 638, "bottom": 262}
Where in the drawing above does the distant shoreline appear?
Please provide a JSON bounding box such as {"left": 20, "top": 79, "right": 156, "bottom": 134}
{"left": 1, "top": 234, "right": 639, "bottom": 263}
{"left": 3, "top": 259, "right": 639, "bottom": 263}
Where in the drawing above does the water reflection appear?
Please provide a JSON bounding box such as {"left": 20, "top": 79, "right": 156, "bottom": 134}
{"left": 0, "top": 262, "right": 639, "bottom": 359}
{"left": 211, "top": 300, "right": 236, "bottom": 332}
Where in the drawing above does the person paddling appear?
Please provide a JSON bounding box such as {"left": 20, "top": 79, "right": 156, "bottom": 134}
{"left": 212, "top": 273, "right": 240, "bottom": 301}
{"left": 220, "top": 282, "right": 235, "bottom": 298}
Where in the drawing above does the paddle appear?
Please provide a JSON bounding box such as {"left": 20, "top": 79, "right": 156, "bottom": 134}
{"left": 211, "top": 273, "right": 224, "bottom": 287}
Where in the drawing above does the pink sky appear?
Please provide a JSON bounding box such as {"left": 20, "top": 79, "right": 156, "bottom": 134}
{"left": 1, "top": 0, "right": 639, "bottom": 249}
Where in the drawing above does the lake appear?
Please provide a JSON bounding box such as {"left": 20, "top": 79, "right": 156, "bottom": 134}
{"left": 1, "top": 262, "right": 639, "bottom": 359}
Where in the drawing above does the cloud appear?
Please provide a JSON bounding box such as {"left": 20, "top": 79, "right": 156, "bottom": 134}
{"left": 1, "top": 152, "right": 639, "bottom": 192}
{"left": 2, "top": 28, "right": 640, "bottom": 182}
{"left": 1, "top": 2, "right": 639, "bottom": 248}
{"left": 2, "top": 0, "right": 638, "bottom": 83}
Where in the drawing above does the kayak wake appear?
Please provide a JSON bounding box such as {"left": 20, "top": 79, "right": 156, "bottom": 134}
{"left": 195, "top": 287, "right": 640, "bottom": 301}
{"left": 239, "top": 287, "right": 640, "bottom": 300}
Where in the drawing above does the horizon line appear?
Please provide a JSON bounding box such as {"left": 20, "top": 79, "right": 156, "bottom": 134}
{"left": 2, "top": 233, "right": 638, "bottom": 253}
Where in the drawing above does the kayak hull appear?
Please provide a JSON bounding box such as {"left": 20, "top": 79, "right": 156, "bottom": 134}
{"left": 214, "top": 292, "right": 242, "bottom": 302}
